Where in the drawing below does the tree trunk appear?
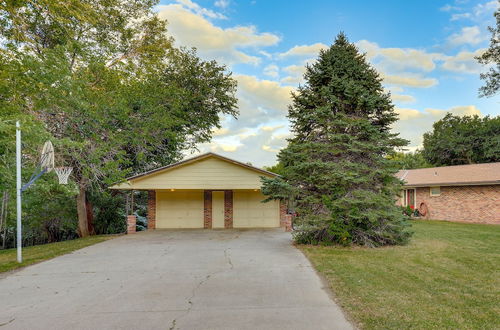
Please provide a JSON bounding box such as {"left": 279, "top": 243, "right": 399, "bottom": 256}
{"left": 76, "top": 185, "right": 90, "bottom": 237}
{"left": 86, "top": 197, "right": 95, "bottom": 235}
{"left": 0, "top": 191, "right": 8, "bottom": 249}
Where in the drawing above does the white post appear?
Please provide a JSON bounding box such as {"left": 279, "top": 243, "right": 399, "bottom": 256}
{"left": 16, "top": 121, "right": 22, "bottom": 263}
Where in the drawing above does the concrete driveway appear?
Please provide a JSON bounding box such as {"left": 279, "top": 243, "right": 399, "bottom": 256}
{"left": 0, "top": 229, "right": 352, "bottom": 330}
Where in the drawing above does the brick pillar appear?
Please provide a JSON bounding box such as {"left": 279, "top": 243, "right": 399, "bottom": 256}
{"left": 224, "top": 190, "right": 233, "bottom": 229}
{"left": 147, "top": 190, "right": 156, "bottom": 230}
{"left": 283, "top": 215, "right": 292, "bottom": 232}
{"left": 204, "top": 190, "right": 212, "bottom": 229}
{"left": 279, "top": 201, "right": 292, "bottom": 232}
{"left": 279, "top": 201, "right": 287, "bottom": 228}
{"left": 127, "top": 215, "right": 137, "bottom": 234}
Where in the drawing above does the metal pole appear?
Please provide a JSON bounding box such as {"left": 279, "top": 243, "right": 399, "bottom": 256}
{"left": 16, "top": 121, "right": 22, "bottom": 263}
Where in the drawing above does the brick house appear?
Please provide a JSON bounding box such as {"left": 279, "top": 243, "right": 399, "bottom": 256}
{"left": 396, "top": 162, "right": 500, "bottom": 224}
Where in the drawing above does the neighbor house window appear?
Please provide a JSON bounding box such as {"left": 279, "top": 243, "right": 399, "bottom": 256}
{"left": 430, "top": 187, "right": 441, "bottom": 196}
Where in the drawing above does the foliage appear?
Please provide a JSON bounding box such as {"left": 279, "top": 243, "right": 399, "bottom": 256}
{"left": 422, "top": 113, "right": 500, "bottom": 166}
{"left": 401, "top": 205, "right": 419, "bottom": 217}
{"left": 476, "top": 6, "right": 500, "bottom": 97}
{"left": 387, "top": 150, "right": 431, "bottom": 169}
{"left": 0, "top": 117, "right": 79, "bottom": 249}
{"left": 261, "top": 33, "right": 411, "bottom": 247}
{"left": 0, "top": 0, "right": 238, "bottom": 239}
{"left": 301, "top": 220, "right": 500, "bottom": 329}
{"left": 88, "top": 191, "right": 126, "bottom": 235}
{"left": 263, "top": 162, "right": 286, "bottom": 175}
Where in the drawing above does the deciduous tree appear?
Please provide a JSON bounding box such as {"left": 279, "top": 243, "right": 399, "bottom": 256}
{"left": 387, "top": 150, "right": 431, "bottom": 169}
{"left": 476, "top": 5, "right": 500, "bottom": 97}
{"left": 0, "top": 0, "right": 238, "bottom": 237}
{"left": 422, "top": 113, "right": 500, "bottom": 166}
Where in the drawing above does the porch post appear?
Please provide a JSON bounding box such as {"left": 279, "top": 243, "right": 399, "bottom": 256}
{"left": 147, "top": 190, "right": 156, "bottom": 230}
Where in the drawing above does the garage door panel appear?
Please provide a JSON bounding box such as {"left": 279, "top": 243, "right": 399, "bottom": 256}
{"left": 233, "top": 191, "right": 280, "bottom": 228}
{"left": 157, "top": 191, "right": 204, "bottom": 228}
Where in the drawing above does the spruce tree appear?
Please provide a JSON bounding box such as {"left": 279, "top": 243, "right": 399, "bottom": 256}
{"left": 262, "top": 33, "right": 411, "bottom": 247}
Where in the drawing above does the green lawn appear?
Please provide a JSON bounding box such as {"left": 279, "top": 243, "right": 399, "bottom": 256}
{"left": 0, "top": 235, "right": 117, "bottom": 273}
{"left": 300, "top": 220, "right": 500, "bottom": 329}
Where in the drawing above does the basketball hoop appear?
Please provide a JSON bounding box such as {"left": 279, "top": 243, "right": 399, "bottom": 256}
{"left": 40, "top": 141, "right": 55, "bottom": 172}
{"left": 54, "top": 167, "right": 73, "bottom": 184}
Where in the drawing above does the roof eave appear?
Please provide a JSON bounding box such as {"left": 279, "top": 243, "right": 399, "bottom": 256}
{"left": 402, "top": 180, "right": 500, "bottom": 188}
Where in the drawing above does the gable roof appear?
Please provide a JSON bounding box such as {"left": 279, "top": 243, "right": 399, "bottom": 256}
{"left": 128, "top": 152, "right": 277, "bottom": 181}
{"left": 396, "top": 162, "right": 500, "bottom": 187}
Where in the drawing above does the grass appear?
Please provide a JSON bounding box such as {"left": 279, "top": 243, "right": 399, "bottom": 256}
{"left": 300, "top": 220, "right": 500, "bottom": 329}
{"left": 0, "top": 235, "right": 117, "bottom": 273}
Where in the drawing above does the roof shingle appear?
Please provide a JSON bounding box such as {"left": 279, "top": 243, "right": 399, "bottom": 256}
{"left": 396, "top": 162, "right": 500, "bottom": 187}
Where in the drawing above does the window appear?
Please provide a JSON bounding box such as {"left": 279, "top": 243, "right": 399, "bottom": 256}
{"left": 430, "top": 186, "right": 441, "bottom": 196}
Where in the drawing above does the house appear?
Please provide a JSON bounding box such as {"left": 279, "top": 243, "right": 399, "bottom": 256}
{"left": 110, "top": 153, "right": 291, "bottom": 232}
{"left": 396, "top": 162, "right": 500, "bottom": 224}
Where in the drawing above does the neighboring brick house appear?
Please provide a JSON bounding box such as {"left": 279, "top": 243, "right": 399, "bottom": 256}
{"left": 396, "top": 162, "right": 500, "bottom": 224}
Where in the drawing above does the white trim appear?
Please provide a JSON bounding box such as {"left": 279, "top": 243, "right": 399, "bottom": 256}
{"left": 429, "top": 186, "right": 441, "bottom": 197}
{"left": 402, "top": 188, "right": 417, "bottom": 208}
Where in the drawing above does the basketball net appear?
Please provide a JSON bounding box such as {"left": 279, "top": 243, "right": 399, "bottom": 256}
{"left": 54, "top": 167, "right": 73, "bottom": 185}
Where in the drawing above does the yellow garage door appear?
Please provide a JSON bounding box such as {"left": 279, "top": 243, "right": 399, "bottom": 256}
{"left": 156, "top": 191, "right": 204, "bottom": 228}
{"left": 233, "top": 191, "right": 280, "bottom": 228}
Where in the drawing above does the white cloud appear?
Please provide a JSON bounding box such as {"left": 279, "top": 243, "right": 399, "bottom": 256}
{"left": 440, "top": 4, "right": 460, "bottom": 12}
{"left": 214, "top": 0, "right": 230, "bottom": 9}
{"left": 357, "top": 40, "right": 444, "bottom": 72}
{"left": 451, "top": 13, "right": 472, "bottom": 21}
{"left": 442, "top": 1, "right": 498, "bottom": 22}
{"left": 393, "top": 105, "right": 482, "bottom": 148}
{"left": 391, "top": 94, "right": 416, "bottom": 103}
{"left": 235, "top": 75, "right": 293, "bottom": 113}
{"left": 447, "top": 26, "right": 485, "bottom": 47}
{"left": 441, "top": 48, "right": 486, "bottom": 73}
{"left": 279, "top": 43, "right": 328, "bottom": 58}
{"left": 157, "top": 3, "right": 280, "bottom": 66}
{"left": 193, "top": 76, "right": 293, "bottom": 165}
{"left": 212, "top": 127, "right": 230, "bottom": 136}
{"left": 195, "top": 125, "right": 291, "bottom": 166}
{"left": 382, "top": 74, "right": 438, "bottom": 88}
{"left": 263, "top": 64, "right": 279, "bottom": 78}
{"left": 176, "top": 0, "right": 227, "bottom": 19}
{"left": 473, "top": 0, "right": 499, "bottom": 17}
{"left": 280, "top": 60, "right": 315, "bottom": 85}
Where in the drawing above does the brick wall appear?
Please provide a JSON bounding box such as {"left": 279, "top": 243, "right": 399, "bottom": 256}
{"left": 127, "top": 215, "right": 137, "bottom": 234}
{"left": 224, "top": 190, "right": 233, "bottom": 228}
{"left": 204, "top": 190, "right": 212, "bottom": 229}
{"left": 280, "top": 201, "right": 287, "bottom": 227}
{"left": 280, "top": 201, "right": 292, "bottom": 231}
{"left": 147, "top": 190, "right": 156, "bottom": 230}
{"left": 414, "top": 185, "right": 499, "bottom": 224}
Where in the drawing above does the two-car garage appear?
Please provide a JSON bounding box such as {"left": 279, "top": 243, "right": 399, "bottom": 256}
{"left": 110, "top": 153, "right": 282, "bottom": 229}
{"left": 155, "top": 190, "right": 280, "bottom": 229}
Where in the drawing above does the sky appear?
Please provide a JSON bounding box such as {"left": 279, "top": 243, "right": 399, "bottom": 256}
{"left": 156, "top": 0, "right": 500, "bottom": 167}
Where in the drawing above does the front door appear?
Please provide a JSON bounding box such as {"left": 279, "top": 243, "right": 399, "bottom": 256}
{"left": 404, "top": 189, "right": 416, "bottom": 208}
{"left": 212, "top": 191, "right": 225, "bottom": 228}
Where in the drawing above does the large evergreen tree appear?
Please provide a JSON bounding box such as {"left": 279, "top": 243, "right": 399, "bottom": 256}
{"left": 262, "top": 33, "right": 411, "bottom": 247}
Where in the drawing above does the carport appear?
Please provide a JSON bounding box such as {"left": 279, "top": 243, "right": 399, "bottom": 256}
{"left": 110, "top": 153, "right": 291, "bottom": 232}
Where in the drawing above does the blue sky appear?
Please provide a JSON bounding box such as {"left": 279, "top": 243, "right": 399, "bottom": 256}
{"left": 156, "top": 0, "right": 499, "bottom": 166}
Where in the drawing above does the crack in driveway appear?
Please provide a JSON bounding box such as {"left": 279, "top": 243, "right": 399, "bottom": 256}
{"left": 169, "top": 248, "right": 234, "bottom": 329}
